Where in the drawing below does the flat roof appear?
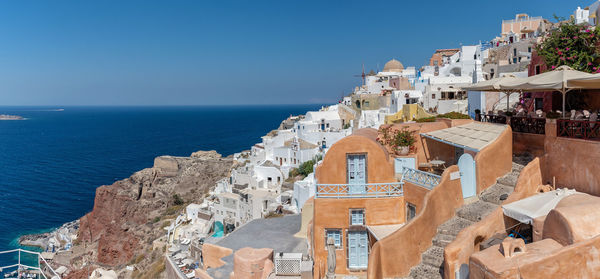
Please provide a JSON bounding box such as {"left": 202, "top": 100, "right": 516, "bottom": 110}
{"left": 421, "top": 122, "right": 507, "bottom": 152}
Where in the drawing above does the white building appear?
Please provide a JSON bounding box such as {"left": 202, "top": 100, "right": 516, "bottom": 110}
{"left": 575, "top": 6, "right": 591, "bottom": 24}
{"left": 390, "top": 90, "right": 423, "bottom": 113}
{"left": 421, "top": 45, "right": 484, "bottom": 114}
{"left": 292, "top": 173, "right": 315, "bottom": 212}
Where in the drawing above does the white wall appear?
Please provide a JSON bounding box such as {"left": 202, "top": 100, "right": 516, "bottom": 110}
{"left": 292, "top": 173, "right": 315, "bottom": 212}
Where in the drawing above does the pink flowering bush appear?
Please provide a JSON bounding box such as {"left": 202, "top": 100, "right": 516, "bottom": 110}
{"left": 536, "top": 19, "right": 600, "bottom": 73}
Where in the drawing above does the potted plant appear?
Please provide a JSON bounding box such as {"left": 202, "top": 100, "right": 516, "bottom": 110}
{"left": 393, "top": 127, "right": 416, "bottom": 155}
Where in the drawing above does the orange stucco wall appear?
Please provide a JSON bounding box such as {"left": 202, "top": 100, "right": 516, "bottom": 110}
{"left": 471, "top": 235, "right": 600, "bottom": 279}
{"left": 542, "top": 121, "right": 600, "bottom": 196}
{"left": 313, "top": 197, "right": 405, "bottom": 276}
{"left": 380, "top": 120, "right": 469, "bottom": 166}
{"left": 474, "top": 125, "right": 513, "bottom": 194}
{"left": 512, "top": 132, "right": 545, "bottom": 157}
{"left": 314, "top": 134, "right": 395, "bottom": 185}
{"left": 403, "top": 182, "right": 429, "bottom": 215}
{"left": 367, "top": 166, "right": 463, "bottom": 278}
{"left": 443, "top": 158, "right": 544, "bottom": 279}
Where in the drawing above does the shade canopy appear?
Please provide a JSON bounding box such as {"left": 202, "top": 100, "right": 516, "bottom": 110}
{"left": 421, "top": 122, "right": 507, "bottom": 152}
{"left": 502, "top": 188, "right": 577, "bottom": 224}
{"left": 501, "top": 66, "right": 595, "bottom": 92}
{"left": 567, "top": 73, "right": 600, "bottom": 88}
{"left": 462, "top": 75, "right": 525, "bottom": 92}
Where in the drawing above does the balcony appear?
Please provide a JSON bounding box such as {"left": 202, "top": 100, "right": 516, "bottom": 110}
{"left": 315, "top": 182, "right": 404, "bottom": 199}
{"left": 0, "top": 249, "right": 61, "bottom": 279}
{"left": 510, "top": 116, "right": 546, "bottom": 135}
{"left": 400, "top": 167, "right": 441, "bottom": 190}
{"left": 557, "top": 119, "right": 600, "bottom": 141}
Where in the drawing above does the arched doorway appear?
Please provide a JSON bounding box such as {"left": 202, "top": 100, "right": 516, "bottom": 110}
{"left": 458, "top": 153, "right": 476, "bottom": 198}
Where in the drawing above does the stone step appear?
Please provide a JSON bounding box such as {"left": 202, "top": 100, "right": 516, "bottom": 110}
{"left": 432, "top": 233, "right": 456, "bottom": 248}
{"left": 437, "top": 216, "right": 473, "bottom": 236}
{"left": 497, "top": 172, "right": 519, "bottom": 187}
{"left": 409, "top": 263, "right": 442, "bottom": 279}
{"left": 512, "top": 162, "right": 525, "bottom": 172}
{"left": 422, "top": 246, "right": 445, "bottom": 268}
{"left": 456, "top": 200, "right": 498, "bottom": 223}
{"left": 480, "top": 183, "right": 515, "bottom": 205}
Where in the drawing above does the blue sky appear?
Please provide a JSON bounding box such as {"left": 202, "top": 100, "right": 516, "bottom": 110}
{"left": 0, "top": 0, "right": 592, "bottom": 106}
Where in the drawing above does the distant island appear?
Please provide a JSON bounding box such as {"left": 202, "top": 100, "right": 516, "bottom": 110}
{"left": 0, "top": 114, "right": 24, "bottom": 120}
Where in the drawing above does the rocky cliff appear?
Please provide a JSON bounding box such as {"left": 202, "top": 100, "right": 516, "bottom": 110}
{"left": 65, "top": 150, "right": 232, "bottom": 278}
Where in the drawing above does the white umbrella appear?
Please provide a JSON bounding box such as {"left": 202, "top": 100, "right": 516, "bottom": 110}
{"left": 182, "top": 258, "right": 195, "bottom": 265}
{"left": 462, "top": 75, "right": 525, "bottom": 112}
{"left": 501, "top": 66, "right": 595, "bottom": 117}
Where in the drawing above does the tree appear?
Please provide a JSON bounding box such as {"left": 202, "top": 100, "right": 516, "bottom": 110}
{"left": 535, "top": 20, "right": 600, "bottom": 73}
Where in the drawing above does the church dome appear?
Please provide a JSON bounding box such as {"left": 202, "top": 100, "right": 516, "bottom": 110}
{"left": 383, "top": 59, "right": 404, "bottom": 72}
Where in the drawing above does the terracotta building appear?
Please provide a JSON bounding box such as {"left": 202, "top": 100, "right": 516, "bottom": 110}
{"left": 311, "top": 128, "right": 404, "bottom": 277}
{"left": 429, "top": 49, "right": 460, "bottom": 67}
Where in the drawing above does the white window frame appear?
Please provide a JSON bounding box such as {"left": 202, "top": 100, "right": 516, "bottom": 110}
{"left": 325, "top": 229, "right": 342, "bottom": 249}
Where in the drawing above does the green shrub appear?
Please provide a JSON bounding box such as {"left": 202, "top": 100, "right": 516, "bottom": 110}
{"left": 536, "top": 19, "right": 600, "bottom": 73}
{"left": 416, "top": 117, "right": 436, "bottom": 123}
{"left": 436, "top": 112, "right": 471, "bottom": 119}
{"left": 172, "top": 194, "right": 184, "bottom": 205}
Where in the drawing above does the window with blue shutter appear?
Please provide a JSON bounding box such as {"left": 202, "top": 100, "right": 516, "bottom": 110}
{"left": 326, "top": 229, "right": 342, "bottom": 248}
{"left": 350, "top": 209, "right": 365, "bottom": 225}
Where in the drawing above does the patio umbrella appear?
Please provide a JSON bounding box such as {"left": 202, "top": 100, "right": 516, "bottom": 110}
{"left": 462, "top": 75, "right": 525, "bottom": 112}
{"left": 568, "top": 73, "right": 600, "bottom": 88}
{"left": 501, "top": 66, "right": 595, "bottom": 117}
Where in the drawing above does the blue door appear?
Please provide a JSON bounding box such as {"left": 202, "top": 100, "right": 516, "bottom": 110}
{"left": 394, "top": 157, "right": 416, "bottom": 175}
{"left": 347, "top": 154, "right": 366, "bottom": 194}
{"left": 348, "top": 231, "right": 368, "bottom": 269}
{"left": 458, "top": 153, "right": 476, "bottom": 198}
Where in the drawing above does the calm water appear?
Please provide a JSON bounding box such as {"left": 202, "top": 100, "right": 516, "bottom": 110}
{"left": 0, "top": 105, "right": 321, "bottom": 256}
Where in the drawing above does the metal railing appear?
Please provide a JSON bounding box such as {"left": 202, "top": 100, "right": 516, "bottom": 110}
{"left": 510, "top": 116, "right": 546, "bottom": 135}
{"left": 480, "top": 114, "right": 507, "bottom": 124}
{"left": 401, "top": 167, "right": 441, "bottom": 190}
{"left": 0, "top": 249, "right": 61, "bottom": 279}
{"left": 557, "top": 119, "right": 600, "bottom": 141}
{"left": 502, "top": 16, "right": 542, "bottom": 24}
{"left": 315, "top": 182, "right": 403, "bottom": 198}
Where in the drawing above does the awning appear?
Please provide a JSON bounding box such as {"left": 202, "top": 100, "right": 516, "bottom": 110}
{"left": 420, "top": 122, "right": 507, "bottom": 152}
{"left": 367, "top": 223, "right": 405, "bottom": 240}
{"left": 502, "top": 188, "right": 577, "bottom": 224}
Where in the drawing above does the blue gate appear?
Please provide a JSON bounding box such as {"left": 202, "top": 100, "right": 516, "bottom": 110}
{"left": 458, "top": 153, "right": 476, "bottom": 198}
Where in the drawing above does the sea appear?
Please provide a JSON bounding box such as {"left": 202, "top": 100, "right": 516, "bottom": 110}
{"left": 0, "top": 105, "right": 322, "bottom": 264}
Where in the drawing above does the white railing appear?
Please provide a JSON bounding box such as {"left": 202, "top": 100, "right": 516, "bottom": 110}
{"left": 401, "top": 167, "right": 441, "bottom": 190}
{"left": 502, "top": 16, "right": 542, "bottom": 24}
{"left": 315, "top": 182, "right": 403, "bottom": 198}
{"left": 0, "top": 249, "right": 61, "bottom": 279}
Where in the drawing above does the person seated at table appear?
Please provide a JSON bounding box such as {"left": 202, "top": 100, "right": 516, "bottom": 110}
{"left": 516, "top": 106, "right": 526, "bottom": 117}
{"left": 535, "top": 109, "right": 544, "bottom": 118}
{"left": 575, "top": 110, "right": 585, "bottom": 120}
{"left": 583, "top": 110, "right": 591, "bottom": 118}
{"left": 590, "top": 110, "right": 598, "bottom": 128}
{"left": 570, "top": 110, "right": 577, "bottom": 120}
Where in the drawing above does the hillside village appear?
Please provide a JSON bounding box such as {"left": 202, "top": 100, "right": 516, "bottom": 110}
{"left": 10, "top": 2, "right": 600, "bottom": 279}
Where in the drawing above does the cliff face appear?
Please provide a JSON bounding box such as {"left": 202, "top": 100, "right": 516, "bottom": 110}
{"left": 74, "top": 150, "right": 232, "bottom": 270}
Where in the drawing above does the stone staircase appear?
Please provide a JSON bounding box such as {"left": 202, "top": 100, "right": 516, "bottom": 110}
{"left": 405, "top": 154, "right": 532, "bottom": 279}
